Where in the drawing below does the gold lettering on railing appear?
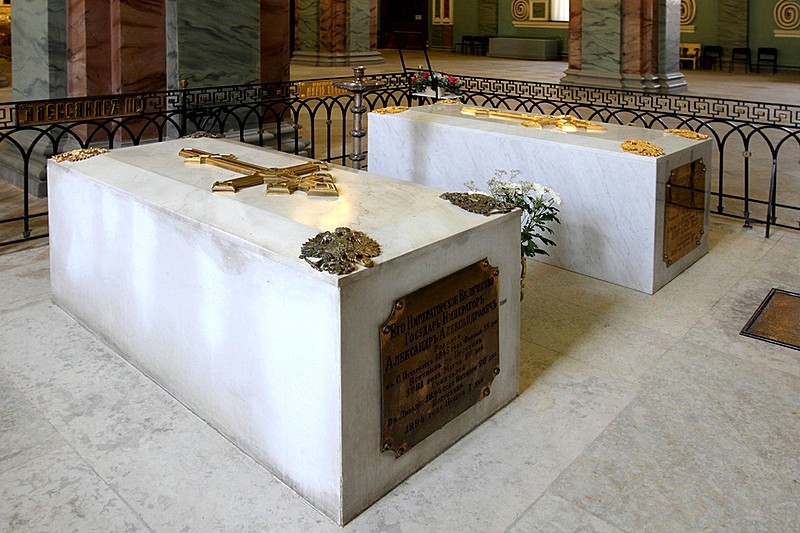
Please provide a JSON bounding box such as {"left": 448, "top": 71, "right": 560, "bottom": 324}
{"left": 16, "top": 95, "right": 144, "bottom": 126}
{"left": 297, "top": 80, "right": 351, "bottom": 99}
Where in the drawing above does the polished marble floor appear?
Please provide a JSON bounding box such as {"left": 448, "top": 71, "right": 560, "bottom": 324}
{"left": 1, "top": 52, "right": 800, "bottom": 532}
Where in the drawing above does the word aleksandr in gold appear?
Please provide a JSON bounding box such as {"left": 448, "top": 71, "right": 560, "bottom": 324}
{"left": 621, "top": 139, "right": 665, "bottom": 157}
{"left": 179, "top": 148, "right": 338, "bottom": 196}
{"left": 460, "top": 106, "right": 606, "bottom": 132}
{"left": 17, "top": 96, "right": 143, "bottom": 126}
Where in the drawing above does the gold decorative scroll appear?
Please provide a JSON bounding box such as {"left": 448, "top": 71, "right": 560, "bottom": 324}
{"left": 372, "top": 106, "right": 410, "bottom": 114}
{"left": 665, "top": 129, "right": 708, "bottom": 140}
{"left": 621, "top": 139, "right": 665, "bottom": 157}
{"left": 460, "top": 106, "right": 606, "bottom": 132}
{"left": 299, "top": 227, "right": 381, "bottom": 275}
{"left": 51, "top": 148, "right": 109, "bottom": 162}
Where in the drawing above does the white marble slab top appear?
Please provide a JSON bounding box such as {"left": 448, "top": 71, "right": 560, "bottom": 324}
{"left": 53, "top": 138, "right": 510, "bottom": 286}
{"left": 374, "top": 104, "right": 705, "bottom": 159}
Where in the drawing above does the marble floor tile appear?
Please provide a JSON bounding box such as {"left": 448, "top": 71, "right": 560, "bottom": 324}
{"left": 0, "top": 246, "right": 50, "bottom": 313}
{"left": 348, "top": 355, "right": 640, "bottom": 533}
{"left": 0, "top": 300, "right": 345, "bottom": 532}
{"left": 523, "top": 216, "right": 782, "bottom": 338}
{"left": 520, "top": 287, "right": 678, "bottom": 382}
{"left": 0, "top": 373, "right": 65, "bottom": 474}
{"left": 549, "top": 340, "right": 800, "bottom": 532}
{"left": 746, "top": 230, "right": 800, "bottom": 287}
{"left": 0, "top": 445, "right": 148, "bottom": 532}
{"left": 519, "top": 289, "right": 610, "bottom": 351}
{"left": 507, "top": 492, "right": 626, "bottom": 533}
{"left": 519, "top": 338, "right": 561, "bottom": 392}
{"left": 0, "top": 241, "right": 49, "bottom": 271}
{"left": 683, "top": 273, "right": 800, "bottom": 377}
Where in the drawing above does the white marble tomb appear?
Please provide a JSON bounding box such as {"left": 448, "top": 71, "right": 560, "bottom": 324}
{"left": 47, "top": 138, "right": 521, "bottom": 525}
{"left": 368, "top": 104, "right": 713, "bottom": 294}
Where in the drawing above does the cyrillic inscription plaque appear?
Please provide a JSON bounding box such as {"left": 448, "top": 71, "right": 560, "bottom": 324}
{"left": 664, "top": 159, "right": 706, "bottom": 266}
{"left": 380, "top": 259, "right": 500, "bottom": 457}
{"left": 297, "top": 80, "right": 351, "bottom": 99}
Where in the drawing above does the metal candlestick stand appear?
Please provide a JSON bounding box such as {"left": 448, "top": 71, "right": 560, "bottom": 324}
{"left": 333, "top": 66, "right": 384, "bottom": 170}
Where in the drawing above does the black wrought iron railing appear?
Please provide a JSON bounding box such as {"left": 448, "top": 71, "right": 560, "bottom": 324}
{"left": 1, "top": 72, "right": 798, "bottom": 249}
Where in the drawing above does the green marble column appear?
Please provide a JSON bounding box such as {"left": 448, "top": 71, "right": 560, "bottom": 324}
{"left": 561, "top": 0, "right": 686, "bottom": 92}
{"left": 293, "top": 0, "right": 384, "bottom": 66}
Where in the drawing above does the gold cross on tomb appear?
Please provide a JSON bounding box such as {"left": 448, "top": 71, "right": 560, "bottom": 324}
{"left": 179, "top": 148, "right": 338, "bottom": 197}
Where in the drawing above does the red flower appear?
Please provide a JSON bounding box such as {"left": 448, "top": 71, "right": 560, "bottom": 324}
{"left": 421, "top": 72, "right": 430, "bottom": 78}
{"left": 448, "top": 76, "right": 458, "bottom": 83}
{"left": 411, "top": 77, "right": 418, "bottom": 83}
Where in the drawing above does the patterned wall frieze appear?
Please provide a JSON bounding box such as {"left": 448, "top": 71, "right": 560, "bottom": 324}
{"left": 512, "top": 0, "right": 568, "bottom": 28}
{"left": 774, "top": 0, "right": 800, "bottom": 37}
{"left": 680, "top": 0, "right": 697, "bottom": 32}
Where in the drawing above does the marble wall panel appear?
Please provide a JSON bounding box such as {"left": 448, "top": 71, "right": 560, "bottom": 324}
{"left": 319, "top": 0, "right": 346, "bottom": 53}
{"left": 12, "top": 0, "right": 66, "bottom": 100}
{"left": 176, "top": 0, "right": 261, "bottom": 87}
{"left": 568, "top": 0, "right": 583, "bottom": 69}
{"left": 621, "top": 0, "right": 642, "bottom": 73}
{"left": 166, "top": 0, "right": 178, "bottom": 89}
{"left": 659, "top": 0, "right": 681, "bottom": 74}
{"left": 117, "top": 0, "right": 166, "bottom": 93}
{"left": 370, "top": 0, "right": 378, "bottom": 49}
{"left": 261, "top": 0, "right": 291, "bottom": 83}
{"left": 48, "top": 0, "right": 69, "bottom": 97}
{"left": 621, "top": 0, "right": 657, "bottom": 73}
{"left": 67, "top": 0, "right": 114, "bottom": 95}
{"left": 66, "top": 0, "right": 87, "bottom": 96}
{"left": 581, "top": 0, "right": 622, "bottom": 72}
{"left": 296, "top": 0, "right": 320, "bottom": 52}
{"left": 717, "top": 0, "right": 748, "bottom": 49}
{"left": 348, "top": 0, "right": 372, "bottom": 52}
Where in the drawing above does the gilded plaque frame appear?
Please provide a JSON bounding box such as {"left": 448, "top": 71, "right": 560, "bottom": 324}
{"left": 663, "top": 159, "right": 706, "bottom": 266}
{"left": 380, "top": 259, "right": 500, "bottom": 458}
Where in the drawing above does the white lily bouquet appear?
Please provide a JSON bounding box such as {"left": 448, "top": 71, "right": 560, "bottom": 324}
{"left": 467, "top": 170, "right": 562, "bottom": 258}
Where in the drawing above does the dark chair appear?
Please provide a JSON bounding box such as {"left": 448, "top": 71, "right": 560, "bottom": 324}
{"left": 455, "top": 35, "right": 475, "bottom": 55}
{"left": 756, "top": 47, "right": 778, "bottom": 74}
{"left": 701, "top": 45, "right": 723, "bottom": 71}
{"left": 729, "top": 47, "right": 751, "bottom": 73}
{"left": 473, "top": 36, "right": 490, "bottom": 56}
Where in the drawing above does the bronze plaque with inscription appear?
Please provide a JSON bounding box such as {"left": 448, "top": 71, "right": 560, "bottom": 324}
{"left": 297, "top": 80, "right": 351, "bottom": 99}
{"left": 663, "top": 159, "right": 706, "bottom": 266}
{"left": 380, "top": 259, "right": 500, "bottom": 457}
